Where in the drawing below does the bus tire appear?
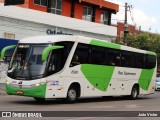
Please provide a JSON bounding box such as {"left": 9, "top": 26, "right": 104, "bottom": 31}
{"left": 34, "top": 97, "right": 45, "bottom": 102}
{"left": 130, "top": 86, "right": 139, "bottom": 100}
{"left": 66, "top": 86, "right": 78, "bottom": 103}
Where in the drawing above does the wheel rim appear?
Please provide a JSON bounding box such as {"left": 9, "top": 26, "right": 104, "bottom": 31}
{"left": 68, "top": 89, "right": 76, "bottom": 100}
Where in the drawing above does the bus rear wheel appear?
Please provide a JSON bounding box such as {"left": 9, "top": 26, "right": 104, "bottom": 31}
{"left": 130, "top": 86, "right": 139, "bottom": 100}
{"left": 66, "top": 87, "right": 78, "bottom": 103}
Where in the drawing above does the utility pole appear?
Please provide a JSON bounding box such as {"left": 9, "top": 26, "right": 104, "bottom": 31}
{"left": 123, "top": 2, "right": 129, "bottom": 45}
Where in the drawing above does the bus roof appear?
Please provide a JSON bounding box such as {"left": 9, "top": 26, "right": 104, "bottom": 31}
{"left": 19, "top": 35, "right": 78, "bottom": 44}
{"left": 19, "top": 35, "right": 156, "bottom": 56}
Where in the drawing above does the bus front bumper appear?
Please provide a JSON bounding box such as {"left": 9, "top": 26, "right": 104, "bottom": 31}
{"left": 6, "top": 84, "right": 46, "bottom": 98}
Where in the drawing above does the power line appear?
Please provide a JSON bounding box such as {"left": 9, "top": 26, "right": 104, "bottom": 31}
{"left": 128, "top": 5, "right": 137, "bottom": 27}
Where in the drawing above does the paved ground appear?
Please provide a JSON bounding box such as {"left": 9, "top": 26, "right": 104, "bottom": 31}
{"left": 0, "top": 92, "right": 160, "bottom": 111}
{"left": 0, "top": 86, "right": 160, "bottom": 119}
{"left": 0, "top": 83, "right": 5, "bottom": 95}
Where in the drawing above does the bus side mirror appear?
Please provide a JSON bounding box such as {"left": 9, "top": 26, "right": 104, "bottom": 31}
{"left": 1, "top": 45, "right": 16, "bottom": 60}
{"left": 4, "top": 56, "right": 12, "bottom": 63}
{"left": 42, "top": 46, "right": 64, "bottom": 61}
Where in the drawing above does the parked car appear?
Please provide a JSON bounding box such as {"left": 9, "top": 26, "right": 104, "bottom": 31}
{"left": 155, "top": 78, "right": 160, "bottom": 91}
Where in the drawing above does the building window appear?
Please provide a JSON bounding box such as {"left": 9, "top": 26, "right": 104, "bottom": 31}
{"left": 34, "top": 0, "right": 47, "bottom": 6}
{"left": 101, "top": 11, "right": 109, "bottom": 25}
{"left": 82, "top": 6, "right": 93, "bottom": 21}
{"left": 50, "top": 0, "right": 62, "bottom": 15}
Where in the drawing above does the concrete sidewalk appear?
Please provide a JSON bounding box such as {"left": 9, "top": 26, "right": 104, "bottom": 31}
{"left": 0, "top": 83, "right": 6, "bottom": 95}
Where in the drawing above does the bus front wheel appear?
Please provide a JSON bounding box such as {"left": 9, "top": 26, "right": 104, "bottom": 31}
{"left": 66, "top": 87, "right": 78, "bottom": 103}
{"left": 130, "top": 86, "right": 139, "bottom": 100}
{"left": 34, "top": 97, "right": 45, "bottom": 102}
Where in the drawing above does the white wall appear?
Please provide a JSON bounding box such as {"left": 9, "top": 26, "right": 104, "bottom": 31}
{"left": 0, "top": 3, "right": 117, "bottom": 41}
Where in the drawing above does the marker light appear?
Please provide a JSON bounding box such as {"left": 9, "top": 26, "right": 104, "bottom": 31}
{"left": 35, "top": 83, "right": 40, "bottom": 87}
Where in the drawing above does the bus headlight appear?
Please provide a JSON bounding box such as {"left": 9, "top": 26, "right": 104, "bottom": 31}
{"left": 35, "top": 82, "right": 45, "bottom": 87}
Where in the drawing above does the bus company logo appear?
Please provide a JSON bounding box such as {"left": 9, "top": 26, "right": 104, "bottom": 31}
{"left": 46, "top": 29, "right": 73, "bottom": 35}
{"left": 2, "top": 112, "right": 11, "bottom": 117}
{"left": 1, "top": 112, "right": 42, "bottom": 117}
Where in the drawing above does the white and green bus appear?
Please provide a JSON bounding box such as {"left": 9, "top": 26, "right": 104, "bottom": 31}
{"left": 1, "top": 35, "right": 157, "bottom": 103}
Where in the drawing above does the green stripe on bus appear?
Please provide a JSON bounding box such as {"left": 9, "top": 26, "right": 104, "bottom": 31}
{"left": 81, "top": 64, "right": 115, "bottom": 91}
{"left": 90, "top": 40, "right": 121, "bottom": 50}
{"left": 146, "top": 51, "right": 156, "bottom": 56}
{"left": 138, "top": 69, "right": 155, "bottom": 91}
{"left": 6, "top": 83, "right": 46, "bottom": 98}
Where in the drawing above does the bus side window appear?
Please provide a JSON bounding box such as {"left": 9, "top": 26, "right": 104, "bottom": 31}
{"left": 70, "top": 43, "right": 89, "bottom": 67}
{"left": 108, "top": 49, "right": 121, "bottom": 66}
{"left": 135, "top": 53, "right": 145, "bottom": 68}
{"left": 48, "top": 50, "right": 62, "bottom": 75}
{"left": 70, "top": 55, "right": 80, "bottom": 66}
{"left": 121, "top": 51, "right": 134, "bottom": 67}
{"left": 47, "top": 42, "right": 74, "bottom": 75}
{"left": 91, "top": 46, "right": 107, "bottom": 65}
{"left": 146, "top": 55, "right": 156, "bottom": 69}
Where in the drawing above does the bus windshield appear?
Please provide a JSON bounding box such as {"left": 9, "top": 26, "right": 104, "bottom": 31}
{"left": 8, "top": 44, "right": 49, "bottom": 80}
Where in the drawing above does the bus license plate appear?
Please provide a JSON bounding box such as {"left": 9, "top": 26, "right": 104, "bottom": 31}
{"left": 17, "top": 90, "right": 24, "bottom": 94}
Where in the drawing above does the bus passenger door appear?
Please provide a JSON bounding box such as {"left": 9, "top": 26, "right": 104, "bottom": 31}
{"left": 46, "top": 75, "right": 64, "bottom": 98}
{"left": 45, "top": 49, "right": 64, "bottom": 98}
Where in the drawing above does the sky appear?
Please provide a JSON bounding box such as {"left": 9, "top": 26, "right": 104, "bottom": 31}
{"left": 107, "top": 0, "right": 160, "bottom": 33}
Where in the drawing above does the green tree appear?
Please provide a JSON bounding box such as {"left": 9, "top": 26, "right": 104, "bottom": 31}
{"left": 125, "top": 32, "right": 160, "bottom": 70}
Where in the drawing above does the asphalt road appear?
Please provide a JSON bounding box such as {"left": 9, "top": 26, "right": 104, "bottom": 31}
{"left": 0, "top": 91, "right": 160, "bottom": 120}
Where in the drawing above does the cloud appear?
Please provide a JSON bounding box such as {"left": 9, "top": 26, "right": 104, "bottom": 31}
{"left": 131, "top": 9, "right": 157, "bottom": 29}
{"left": 111, "top": 3, "right": 157, "bottom": 32}
{"left": 106, "top": 0, "right": 158, "bottom": 32}
{"left": 137, "top": 0, "right": 149, "bottom": 2}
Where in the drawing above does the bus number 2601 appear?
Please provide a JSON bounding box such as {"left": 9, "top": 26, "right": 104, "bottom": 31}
{"left": 71, "top": 70, "right": 78, "bottom": 74}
